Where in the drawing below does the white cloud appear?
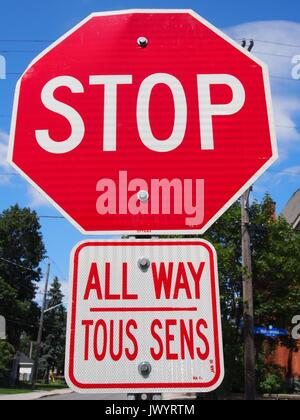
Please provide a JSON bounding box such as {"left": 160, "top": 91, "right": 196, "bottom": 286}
{"left": 60, "top": 281, "right": 69, "bottom": 306}
{"left": 275, "top": 166, "right": 300, "bottom": 179}
{"left": 225, "top": 21, "right": 300, "bottom": 156}
{"left": 0, "top": 130, "right": 14, "bottom": 184}
{"left": 1, "top": 130, "right": 53, "bottom": 207}
{"left": 225, "top": 21, "right": 300, "bottom": 79}
{"left": 253, "top": 165, "right": 300, "bottom": 200}
{"left": 0, "top": 131, "right": 9, "bottom": 166}
{"left": 35, "top": 277, "right": 68, "bottom": 308}
{"left": 0, "top": 130, "right": 53, "bottom": 209}
{"left": 273, "top": 96, "right": 300, "bottom": 160}
{"left": 273, "top": 96, "right": 300, "bottom": 142}
{"left": 27, "top": 185, "right": 51, "bottom": 208}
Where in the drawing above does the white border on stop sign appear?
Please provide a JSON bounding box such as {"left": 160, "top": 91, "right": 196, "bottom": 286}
{"left": 7, "top": 9, "right": 278, "bottom": 236}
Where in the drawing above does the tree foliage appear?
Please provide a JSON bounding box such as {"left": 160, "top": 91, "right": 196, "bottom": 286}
{"left": 250, "top": 198, "right": 300, "bottom": 329}
{"left": 204, "top": 194, "right": 300, "bottom": 394}
{"left": 0, "top": 196, "right": 299, "bottom": 394}
{"left": 0, "top": 205, "right": 46, "bottom": 348}
{"left": 41, "top": 277, "right": 67, "bottom": 375}
{"left": 0, "top": 340, "right": 15, "bottom": 385}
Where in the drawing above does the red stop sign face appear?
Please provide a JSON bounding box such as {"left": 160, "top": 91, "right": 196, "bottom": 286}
{"left": 8, "top": 10, "right": 277, "bottom": 234}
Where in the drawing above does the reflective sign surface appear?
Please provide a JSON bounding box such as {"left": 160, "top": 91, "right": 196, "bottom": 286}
{"left": 9, "top": 10, "right": 277, "bottom": 235}
{"left": 65, "top": 239, "right": 224, "bottom": 393}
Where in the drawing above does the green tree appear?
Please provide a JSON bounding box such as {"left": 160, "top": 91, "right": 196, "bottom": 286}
{"left": 19, "top": 332, "right": 35, "bottom": 359}
{"left": 0, "top": 205, "right": 46, "bottom": 349}
{"left": 0, "top": 340, "right": 15, "bottom": 385}
{"left": 41, "top": 277, "right": 67, "bottom": 379}
{"left": 250, "top": 196, "right": 300, "bottom": 330}
{"left": 204, "top": 194, "right": 300, "bottom": 395}
{"left": 203, "top": 201, "right": 244, "bottom": 395}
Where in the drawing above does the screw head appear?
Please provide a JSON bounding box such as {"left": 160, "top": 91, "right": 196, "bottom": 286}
{"left": 138, "top": 257, "right": 150, "bottom": 271}
{"left": 137, "top": 190, "right": 149, "bottom": 202}
{"left": 138, "top": 362, "right": 152, "bottom": 378}
{"left": 137, "top": 36, "right": 148, "bottom": 48}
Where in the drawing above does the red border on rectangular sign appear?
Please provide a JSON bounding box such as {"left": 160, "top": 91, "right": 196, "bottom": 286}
{"left": 67, "top": 240, "right": 223, "bottom": 391}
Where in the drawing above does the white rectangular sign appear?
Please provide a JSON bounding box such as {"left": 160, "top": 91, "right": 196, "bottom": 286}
{"left": 65, "top": 239, "right": 224, "bottom": 393}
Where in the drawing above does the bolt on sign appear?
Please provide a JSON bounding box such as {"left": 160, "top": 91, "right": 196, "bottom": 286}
{"left": 8, "top": 10, "right": 277, "bottom": 235}
{"left": 65, "top": 240, "right": 224, "bottom": 393}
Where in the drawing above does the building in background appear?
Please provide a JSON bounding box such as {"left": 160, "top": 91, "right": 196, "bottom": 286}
{"left": 18, "top": 354, "right": 34, "bottom": 383}
{"left": 281, "top": 189, "right": 300, "bottom": 230}
{"left": 272, "top": 189, "right": 300, "bottom": 391}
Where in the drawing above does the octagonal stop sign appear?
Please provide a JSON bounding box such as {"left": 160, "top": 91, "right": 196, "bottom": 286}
{"left": 8, "top": 10, "right": 277, "bottom": 234}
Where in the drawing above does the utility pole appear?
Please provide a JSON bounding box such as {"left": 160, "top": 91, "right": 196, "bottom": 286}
{"left": 241, "top": 188, "right": 256, "bottom": 400}
{"left": 32, "top": 262, "right": 51, "bottom": 389}
{"left": 240, "top": 39, "right": 256, "bottom": 401}
{"left": 29, "top": 341, "right": 34, "bottom": 359}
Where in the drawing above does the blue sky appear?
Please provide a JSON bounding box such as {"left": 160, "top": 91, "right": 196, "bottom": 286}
{"left": 1, "top": 0, "right": 300, "bottom": 301}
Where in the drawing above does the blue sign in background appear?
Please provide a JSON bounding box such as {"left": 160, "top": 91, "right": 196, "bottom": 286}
{"left": 255, "top": 327, "right": 288, "bottom": 338}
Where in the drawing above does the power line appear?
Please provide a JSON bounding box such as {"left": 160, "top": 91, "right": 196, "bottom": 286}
{"left": 0, "top": 42, "right": 296, "bottom": 59}
{"left": 0, "top": 50, "right": 41, "bottom": 53}
{"left": 277, "top": 125, "right": 300, "bottom": 130}
{"left": 255, "top": 51, "right": 295, "bottom": 59}
{"left": 6, "top": 318, "right": 36, "bottom": 328}
{"left": 251, "top": 39, "right": 300, "bottom": 49}
{"left": 271, "top": 75, "right": 299, "bottom": 81}
{"left": 4, "top": 72, "right": 297, "bottom": 82}
{"left": 0, "top": 257, "right": 48, "bottom": 296}
{"left": 0, "top": 172, "right": 20, "bottom": 176}
{"left": 5, "top": 302, "right": 68, "bottom": 329}
{"left": 49, "top": 257, "right": 68, "bottom": 283}
{"left": 268, "top": 169, "right": 300, "bottom": 176}
{"left": 0, "top": 278, "right": 44, "bottom": 297}
{"left": 0, "top": 37, "right": 300, "bottom": 49}
{"left": 0, "top": 39, "right": 52, "bottom": 43}
{"left": 1, "top": 67, "right": 299, "bottom": 82}
{"left": 0, "top": 253, "right": 67, "bottom": 302}
{"left": 39, "top": 215, "right": 64, "bottom": 219}
{"left": 0, "top": 49, "right": 296, "bottom": 60}
{"left": 0, "top": 256, "right": 39, "bottom": 274}
{"left": 235, "top": 38, "right": 300, "bottom": 49}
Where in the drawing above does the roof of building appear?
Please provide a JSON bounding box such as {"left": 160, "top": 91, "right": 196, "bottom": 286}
{"left": 281, "top": 188, "right": 300, "bottom": 229}
{"left": 19, "top": 353, "right": 34, "bottom": 365}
